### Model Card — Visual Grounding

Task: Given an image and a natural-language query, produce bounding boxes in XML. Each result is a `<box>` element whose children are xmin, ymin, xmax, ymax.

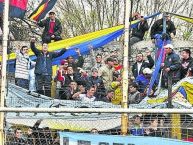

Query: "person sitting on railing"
<box><xmin>150</xmin><ymin>13</ymin><xmax>176</xmax><ymax>43</ymax></box>
<box><xmin>37</xmin><ymin>11</ymin><xmax>62</xmax><ymax>44</ymax></box>
<box><xmin>130</xmin><ymin>12</ymin><xmax>149</xmax><ymax>46</ymax></box>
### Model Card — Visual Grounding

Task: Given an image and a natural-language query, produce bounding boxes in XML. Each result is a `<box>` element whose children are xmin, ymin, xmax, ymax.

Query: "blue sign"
<box><xmin>59</xmin><ymin>132</ymin><xmax>193</xmax><ymax>145</ymax></box>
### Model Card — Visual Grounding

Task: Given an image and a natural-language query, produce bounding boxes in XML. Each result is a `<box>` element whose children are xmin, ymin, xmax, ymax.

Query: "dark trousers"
<box><xmin>42</xmin><ymin>35</ymin><xmax>62</xmax><ymax>43</ymax></box>
<box><xmin>15</xmin><ymin>78</ymin><xmax>29</xmax><ymax>90</ymax></box>
<box><xmin>35</xmin><ymin>74</ymin><xmax>52</xmax><ymax>97</ymax></box>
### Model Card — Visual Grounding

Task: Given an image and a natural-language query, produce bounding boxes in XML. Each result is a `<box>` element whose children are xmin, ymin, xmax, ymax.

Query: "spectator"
<box><xmin>145</xmin><ymin>116</ymin><xmax>164</xmax><ymax>137</ymax></box>
<box><xmin>98</xmin><ymin>57</ymin><xmax>114</xmax><ymax>90</ymax></box>
<box><xmin>72</xmin><ymin>85</ymin><xmax>96</xmax><ymax>102</ymax></box>
<box><xmin>90</xmin><ymin>128</ymin><xmax>99</xmax><ymax>134</ymax></box>
<box><xmin>135</xmin><ymin>68</ymin><xmax>152</xmax><ymax>93</ymax></box>
<box><xmin>101</xmin><ymin>89</ymin><xmax>114</xmax><ymax>103</ymax></box>
<box><xmin>130</xmin><ymin>115</ymin><xmax>144</xmax><ymax>136</ymax></box>
<box><xmin>130</xmin><ymin>12</ymin><xmax>149</xmax><ymax>46</ymax></box>
<box><xmin>151</xmin><ymin>13</ymin><xmax>176</xmax><ymax>42</ymax></box>
<box><xmin>67</xmin><ymin>48</ymin><xmax>84</xmax><ymax>72</ymax></box>
<box><xmin>37</xmin><ymin>11</ymin><xmax>62</xmax><ymax>43</ymax></box>
<box><xmin>161</xmin><ymin>44</ymin><xmax>181</xmax><ymax>88</ymax></box>
<box><xmin>132</xmin><ymin>51</ymin><xmax>154</xmax><ymax>78</ymax></box>
<box><xmin>88</xmin><ymin>68</ymin><xmax>106</xmax><ymax>100</ymax></box>
<box><xmin>12</xmin><ymin>128</ymin><xmax>26</xmax><ymax>145</ymax></box>
<box><xmin>89</xmin><ymin>45</ymin><xmax>105</xmax><ymax>70</ymax></box>
<box><xmin>128</xmin><ymin>82</ymin><xmax>141</xmax><ymax>104</ymax></box>
<box><xmin>113</xmin><ymin>57</ymin><xmax>123</xmax><ymax>73</ymax></box>
<box><xmin>30</xmin><ymin>38</ymin><xmax>66</xmax><ymax>97</ymax></box>
<box><xmin>26</xmin><ymin>127</ymin><xmax>35</xmax><ymax>145</ymax></box>
<box><xmin>111</xmin><ymin>73</ymin><xmax>122</xmax><ymax>105</ymax></box>
<box><xmin>32</xmin><ymin>119</ymin><xmax>53</xmax><ymax>145</ymax></box>
<box><xmin>15</xmin><ymin>46</ymin><xmax>30</xmax><ymax>90</ymax></box>
<box><xmin>180</xmin><ymin>49</ymin><xmax>193</xmax><ymax>79</ymax></box>
<box><xmin>64</xmin><ymin>66</ymin><xmax>81</xmax><ymax>85</ymax></box>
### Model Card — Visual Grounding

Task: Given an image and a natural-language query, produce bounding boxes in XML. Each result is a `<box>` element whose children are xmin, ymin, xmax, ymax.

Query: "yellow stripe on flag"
<box><xmin>30</xmin><ymin>4</ymin><xmax>47</xmax><ymax>20</ymax></box>
<box><xmin>0</xmin><ymin>20</ymin><xmax>140</xmax><ymax>61</ymax></box>
<box><xmin>175</xmin><ymin>15</ymin><xmax>193</xmax><ymax>24</ymax></box>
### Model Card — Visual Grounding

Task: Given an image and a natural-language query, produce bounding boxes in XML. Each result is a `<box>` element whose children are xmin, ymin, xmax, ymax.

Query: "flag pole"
<box><xmin>121</xmin><ymin>0</ymin><xmax>131</xmax><ymax>135</ymax></box>
<box><xmin>0</xmin><ymin>0</ymin><xmax>9</xmax><ymax>144</ymax></box>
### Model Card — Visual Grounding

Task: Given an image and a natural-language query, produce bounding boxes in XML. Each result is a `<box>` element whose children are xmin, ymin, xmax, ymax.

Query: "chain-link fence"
<box><xmin>2</xmin><ymin>108</ymin><xmax>193</xmax><ymax>145</ymax></box>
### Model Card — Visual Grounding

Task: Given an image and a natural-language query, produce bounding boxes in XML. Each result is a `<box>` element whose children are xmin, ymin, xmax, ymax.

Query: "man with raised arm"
<box><xmin>30</xmin><ymin>38</ymin><xmax>66</xmax><ymax>97</ymax></box>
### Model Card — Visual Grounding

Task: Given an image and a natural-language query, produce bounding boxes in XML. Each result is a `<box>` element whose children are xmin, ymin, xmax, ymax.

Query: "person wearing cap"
<box><xmin>98</xmin><ymin>57</ymin><xmax>114</xmax><ymax>90</ymax></box>
<box><xmin>132</xmin><ymin>51</ymin><xmax>154</xmax><ymax>78</ymax></box>
<box><xmin>37</xmin><ymin>11</ymin><xmax>62</xmax><ymax>43</ymax></box>
<box><xmin>180</xmin><ymin>49</ymin><xmax>193</xmax><ymax>79</ymax></box>
<box><xmin>135</xmin><ymin>68</ymin><xmax>153</xmax><ymax>93</ymax></box>
<box><xmin>150</xmin><ymin>13</ymin><xmax>176</xmax><ymax>42</ymax></box>
<box><xmin>130</xmin><ymin>12</ymin><xmax>149</xmax><ymax>46</ymax></box>
<box><xmin>30</xmin><ymin>38</ymin><xmax>67</xmax><ymax>97</ymax></box>
<box><xmin>161</xmin><ymin>44</ymin><xmax>181</xmax><ymax>88</ymax></box>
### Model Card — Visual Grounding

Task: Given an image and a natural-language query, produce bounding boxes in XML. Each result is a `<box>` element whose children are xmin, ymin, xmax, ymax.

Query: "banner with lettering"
<box><xmin>59</xmin><ymin>132</ymin><xmax>192</xmax><ymax>145</ymax></box>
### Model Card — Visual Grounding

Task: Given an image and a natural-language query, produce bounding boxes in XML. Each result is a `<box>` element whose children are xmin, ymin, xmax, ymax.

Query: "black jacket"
<box><xmin>30</xmin><ymin>42</ymin><xmax>66</xmax><ymax>75</ymax></box>
<box><xmin>181</xmin><ymin>57</ymin><xmax>193</xmax><ymax>79</ymax></box>
<box><xmin>163</xmin><ymin>51</ymin><xmax>181</xmax><ymax>82</ymax></box>
<box><xmin>150</xmin><ymin>19</ymin><xmax>176</xmax><ymax>39</ymax></box>
<box><xmin>132</xmin><ymin>55</ymin><xmax>154</xmax><ymax>78</ymax></box>
<box><xmin>37</xmin><ymin>18</ymin><xmax>62</xmax><ymax>38</ymax></box>
<box><xmin>131</xmin><ymin>17</ymin><xmax>149</xmax><ymax>39</ymax></box>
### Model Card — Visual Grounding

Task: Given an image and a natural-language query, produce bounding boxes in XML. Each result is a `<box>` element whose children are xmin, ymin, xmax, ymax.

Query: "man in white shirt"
<box><xmin>72</xmin><ymin>86</ymin><xmax>96</xmax><ymax>102</ymax></box>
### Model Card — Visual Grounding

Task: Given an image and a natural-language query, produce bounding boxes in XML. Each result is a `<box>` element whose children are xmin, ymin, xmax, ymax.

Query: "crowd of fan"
<box><xmin>10</xmin><ymin>11</ymin><xmax>193</xmax><ymax>106</ymax></box>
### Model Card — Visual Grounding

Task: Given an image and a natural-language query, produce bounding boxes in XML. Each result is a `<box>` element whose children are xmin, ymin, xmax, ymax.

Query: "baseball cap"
<box><xmin>61</xmin><ymin>60</ymin><xmax>68</xmax><ymax>65</ymax></box>
<box><xmin>49</xmin><ymin>11</ymin><xmax>55</xmax><ymax>15</ymax></box>
<box><xmin>164</xmin><ymin>44</ymin><xmax>174</xmax><ymax>49</ymax></box>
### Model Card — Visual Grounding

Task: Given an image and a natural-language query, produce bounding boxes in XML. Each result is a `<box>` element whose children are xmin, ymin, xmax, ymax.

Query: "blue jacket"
<box><xmin>135</xmin><ymin>74</ymin><xmax>150</xmax><ymax>93</ymax></box>
<box><xmin>31</xmin><ymin>42</ymin><xmax>66</xmax><ymax>75</ymax></box>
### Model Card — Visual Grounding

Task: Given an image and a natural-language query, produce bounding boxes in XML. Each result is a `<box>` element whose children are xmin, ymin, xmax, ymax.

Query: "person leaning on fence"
<box><xmin>161</xmin><ymin>44</ymin><xmax>181</xmax><ymax>88</ymax></box>
<box><xmin>30</xmin><ymin>38</ymin><xmax>67</xmax><ymax>97</ymax></box>
<box><xmin>37</xmin><ymin>11</ymin><xmax>62</xmax><ymax>43</ymax></box>
<box><xmin>150</xmin><ymin>13</ymin><xmax>176</xmax><ymax>42</ymax></box>
<box><xmin>129</xmin><ymin>12</ymin><xmax>149</xmax><ymax>46</ymax></box>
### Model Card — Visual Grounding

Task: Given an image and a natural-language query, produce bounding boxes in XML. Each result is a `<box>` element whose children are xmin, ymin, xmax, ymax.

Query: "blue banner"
<box><xmin>59</xmin><ymin>132</ymin><xmax>193</xmax><ymax>145</ymax></box>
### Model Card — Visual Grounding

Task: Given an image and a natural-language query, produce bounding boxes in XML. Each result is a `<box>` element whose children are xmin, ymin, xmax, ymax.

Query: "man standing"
<box><xmin>30</xmin><ymin>38</ymin><xmax>66</xmax><ymax>97</ymax></box>
<box><xmin>15</xmin><ymin>46</ymin><xmax>30</xmax><ymax>89</ymax></box>
<box><xmin>37</xmin><ymin>11</ymin><xmax>62</xmax><ymax>43</ymax></box>
<box><xmin>130</xmin><ymin>12</ymin><xmax>149</xmax><ymax>46</ymax></box>
<box><xmin>180</xmin><ymin>49</ymin><xmax>193</xmax><ymax>79</ymax></box>
<box><xmin>98</xmin><ymin>57</ymin><xmax>114</xmax><ymax>90</ymax></box>
<box><xmin>132</xmin><ymin>51</ymin><xmax>154</xmax><ymax>78</ymax></box>
<box><xmin>162</xmin><ymin>44</ymin><xmax>181</xmax><ymax>88</ymax></box>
